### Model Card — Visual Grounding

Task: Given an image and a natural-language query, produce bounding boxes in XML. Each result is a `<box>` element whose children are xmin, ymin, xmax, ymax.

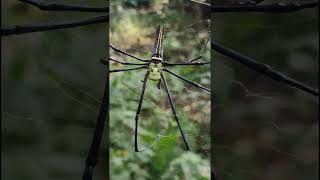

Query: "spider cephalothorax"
<box><xmin>148</xmin><ymin>62</ymin><xmax>163</xmax><ymax>81</ymax></box>
<box><xmin>148</xmin><ymin>57</ymin><xmax>163</xmax><ymax>81</ymax></box>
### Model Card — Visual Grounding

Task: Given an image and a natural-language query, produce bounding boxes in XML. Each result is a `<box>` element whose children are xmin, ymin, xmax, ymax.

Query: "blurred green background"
<box><xmin>109</xmin><ymin>0</ymin><xmax>211</xmax><ymax>179</ymax></box>
<box><xmin>2</xmin><ymin>0</ymin><xmax>107</xmax><ymax>179</ymax></box>
<box><xmin>213</xmin><ymin>1</ymin><xmax>319</xmax><ymax>180</ymax></box>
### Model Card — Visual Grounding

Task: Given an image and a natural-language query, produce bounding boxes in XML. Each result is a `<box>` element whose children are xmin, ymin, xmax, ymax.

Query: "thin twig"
<box><xmin>1</xmin><ymin>15</ymin><xmax>108</xmax><ymax>36</ymax></box>
<box><xmin>191</xmin><ymin>0</ymin><xmax>264</xmax><ymax>6</ymax></box>
<box><xmin>213</xmin><ymin>2</ymin><xmax>319</xmax><ymax>13</ymax></box>
<box><xmin>192</xmin><ymin>0</ymin><xmax>319</xmax><ymax>13</ymax></box>
<box><xmin>211</xmin><ymin>41</ymin><xmax>319</xmax><ymax>96</ymax></box>
<box><xmin>19</xmin><ymin>0</ymin><xmax>107</xmax><ymax>12</ymax></box>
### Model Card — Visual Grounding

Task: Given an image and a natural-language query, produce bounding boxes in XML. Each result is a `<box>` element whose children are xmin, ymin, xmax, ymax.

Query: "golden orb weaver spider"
<box><xmin>101</xmin><ymin>25</ymin><xmax>212</xmax><ymax>152</ymax></box>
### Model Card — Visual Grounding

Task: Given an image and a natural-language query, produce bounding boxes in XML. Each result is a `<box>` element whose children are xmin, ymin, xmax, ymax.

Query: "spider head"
<box><xmin>148</xmin><ymin>62</ymin><xmax>163</xmax><ymax>81</ymax></box>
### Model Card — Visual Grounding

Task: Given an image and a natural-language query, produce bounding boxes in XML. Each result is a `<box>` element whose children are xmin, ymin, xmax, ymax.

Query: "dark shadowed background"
<box><xmin>213</xmin><ymin>1</ymin><xmax>319</xmax><ymax>180</ymax></box>
<box><xmin>2</xmin><ymin>0</ymin><xmax>107</xmax><ymax>179</ymax></box>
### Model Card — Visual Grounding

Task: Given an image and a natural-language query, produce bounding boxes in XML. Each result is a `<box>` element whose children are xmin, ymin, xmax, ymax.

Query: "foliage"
<box><xmin>161</xmin><ymin>152</ymin><xmax>210</xmax><ymax>180</ymax></box>
<box><xmin>109</xmin><ymin>0</ymin><xmax>211</xmax><ymax>179</ymax></box>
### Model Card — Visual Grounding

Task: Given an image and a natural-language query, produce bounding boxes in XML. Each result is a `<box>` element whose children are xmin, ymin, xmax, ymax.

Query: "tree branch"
<box><xmin>191</xmin><ymin>0</ymin><xmax>264</xmax><ymax>6</ymax></box>
<box><xmin>1</xmin><ymin>15</ymin><xmax>108</xmax><ymax>36</ymax></box>
<box><xmin>19</xmin><ymin>0</ymin><xmax>107</xmax><ymax>12</ymax></box>
<box><xmin>212</xmin><ymin>1</ymin><xmax>319</xmax><ymax>13</ymax></box>
<box><xmin>192</xmin><ymin>0</ymin><xmax>319</xmax><ymax>13</ymax></box>
<box><xmin>211</xmin><ymin>40</ymin><xmax>319</xmax><ymax>96</ymax></box>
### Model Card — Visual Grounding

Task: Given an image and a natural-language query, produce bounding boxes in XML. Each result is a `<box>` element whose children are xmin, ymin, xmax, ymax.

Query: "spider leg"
<box><xmin>109</xmin><ymin>44</ymin><xmax>149</xmax><ymax>62</ymax></box>
<box><xmin>180</xmin><ymin>27</ymin><xmax>210</xmax><ymax>63</ymax></box>
<box><xmin>82</xmin><ymin>75</ymin><xmax>109</xmax><ymax>180</ymax></box>
<box><xmin>100</xmin><ymin>58</ymin><xmax>148</xmax><ymax>66</ymax></box>
<box><xmin>183</xmin><ymin>32</ymin><xmax>210</xmax><ymax>63</ymax></box>
<box><xmin>163</xmin><ymin>61</ymin><xmax>210</xmax><ymax>66</ymax></box>
<box><xmin>157</xmin><ymin>80</ymin><xmax>161</xmax><ymax>89</ymax></box>
<box><xmin>161</xmin><ymin>74</ymin><xmax>190</xmax><ymax>150</ymax></box>
<box><xmin>188</xmin><ymin>56</ymin><xmax>202</xmax><ymax>63</ymax></box>
<box><xmin>109</xmin><ymin>66</ymin><xmax>146</xmax><ymax>73</ymax></box>
<box><xmin>134</xmin><ymin>72</ymin><xmax>150</xmax><ymax>152</ymax></box>
<box><xmin>164</xmin><ymin>69</ymin><xmax>212</xmax><ymax>93</ymax></box>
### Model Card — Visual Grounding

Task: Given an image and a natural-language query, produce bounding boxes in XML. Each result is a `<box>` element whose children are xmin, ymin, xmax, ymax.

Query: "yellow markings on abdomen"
<box><xmin>155</xmin><ymin>26</ymin><xmax>164</xmax><ymax>57</ymax></box>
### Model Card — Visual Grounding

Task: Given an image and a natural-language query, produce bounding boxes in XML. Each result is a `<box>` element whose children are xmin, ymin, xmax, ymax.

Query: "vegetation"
<box><xmin>109</xmin><ymin>1</ymin><xmax>210</xmax><ymax>179</ymax></box>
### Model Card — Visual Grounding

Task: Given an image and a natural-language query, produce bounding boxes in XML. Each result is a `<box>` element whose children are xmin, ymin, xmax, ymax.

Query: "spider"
<box><xmin>102</xmin><ymin>25</ymin><xmax>211</xmax><ymax>152</ymax></box>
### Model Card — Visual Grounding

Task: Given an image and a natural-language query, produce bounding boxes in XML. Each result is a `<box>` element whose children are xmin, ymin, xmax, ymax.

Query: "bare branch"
<box><xmin>19</xmin><ymin>0</ymin><xmax>107</xmax><ymax>12</ymax></box>
<box><xmin>1</xmin><ymin>15</ymin><xmax>108</xmax><ymax>36</ymax></box>
<box><xmin>192</xmin><ymin>0</ymin><xmax>319</xmax><ymax>13</ymax></box>
<box><xmin>192</xmin><ymin>0</ymin><xmax>264</xmax><ymax>6</ymax></box>
<box><xmin>212</xmin><ymin>2</ymin><xmax>319</xmax><ymax>13</ymax></box>
<box><xmin>211</xmin><ymin>41</ymin><xmax>319</xmax><ymax>97</ymax></box>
